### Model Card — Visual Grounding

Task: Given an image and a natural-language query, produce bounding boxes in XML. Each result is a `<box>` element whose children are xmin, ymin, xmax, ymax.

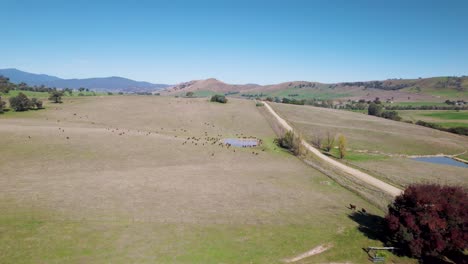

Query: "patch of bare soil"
<box><xmin>282</xmin><ymin>243</ymin><xmax>333</xmax><ymax>263</ymax></box>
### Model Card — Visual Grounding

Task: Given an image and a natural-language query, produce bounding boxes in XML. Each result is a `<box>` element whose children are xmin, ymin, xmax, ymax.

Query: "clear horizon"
<box><xmin>1</xmin><ymin>0</ymin><xmax>468</xmax><ymax>85</ymax></box>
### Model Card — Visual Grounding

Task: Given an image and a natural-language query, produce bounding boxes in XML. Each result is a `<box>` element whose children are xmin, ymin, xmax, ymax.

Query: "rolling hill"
<box><xmin>0</xmin><ymin>68</ymin><xmax>170</xmax><ymax>93</ymax></box>
<box><xmin>163</xmin><ymin>76</ymin><xmax>468</xmax><ymax>102</ymax></box>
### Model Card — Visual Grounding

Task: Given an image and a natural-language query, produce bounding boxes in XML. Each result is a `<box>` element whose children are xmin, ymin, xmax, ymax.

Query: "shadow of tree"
<box><xmin>347</xmin><ymin>211</ymin><xmax>387</xmax><ymax>243</ymax></box>
<box><xmin>347</xmin><ymin>211</ymin><xmax>395</xmax><ymax>261</ymax></box>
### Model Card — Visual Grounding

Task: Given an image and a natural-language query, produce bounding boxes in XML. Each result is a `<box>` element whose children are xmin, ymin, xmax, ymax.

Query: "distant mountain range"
<box><xmin>2</xmin><ymin>68</ymin><xmax>466</xmax><ymax>101</ymax></box>
<box><xmin>0</xmin><ymin>68</ymin><xmax>170</xmax><ymax>93</ymax></box>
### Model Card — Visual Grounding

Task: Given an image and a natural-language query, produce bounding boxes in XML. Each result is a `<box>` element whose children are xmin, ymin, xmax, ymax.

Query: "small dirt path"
<box><xmin>283</xmin><ymin>243</ymin><xmax>333</xmax><ymax>263</ymax></box>
<box><xmin>263</xmin><ymin>102</ymin><xmax>403</xmax><ymax>197</ymax></box>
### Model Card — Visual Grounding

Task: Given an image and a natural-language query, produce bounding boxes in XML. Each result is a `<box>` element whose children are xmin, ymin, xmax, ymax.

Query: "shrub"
<box><xmin>385</xmin><ymin>184</ymin><xmax>468</xmax><ymax>260</ymax></box>
<box><xmin>0</xmin><ymin>96</ymin><xmax>5</xmax><ymax>113</ymax></box>
<box><xmin>186</xmin><ymin>91</ymin><xmax>194</xmax><ymax>97</ymax></box>
<box><xmin>381</xmin><ymin>110</ymin><xmax>402</xmax><ymax>121</ymax></box>
<box><xmin>275</xmin><ymin>130</ymin><xmax>304</xmax><ymax>156</ymax></box>
<box><xmin>415</xmin><ymin>120</ymin><xmax>442</xmax><ymax>130</ymax></box>
<box><xmin>210</xmin><ymin>94</ymin><xmax>227</xmax><ymax>103</ymax></box>
<box><xmin>255</xmin><ymin>102</ymin><xmax>264</xmax><ymax>107</ymax></box>
<box><xmin>48</xmin><ymin>91</ymin><xmax>64</xmax><ymax>103</ymax></box>
<box><xmin>9</xmin><ymin>92</ymin><xmax>31</xmax><ymax>111</ymax></box>
<box><xmin>447</xmin><ymin>126</ymin><xmax>468</xmax><ymax>136</ymax></box>
<box><xmin>30</xmin><ymin>98</ymin><xmax>43</xmax><ymax>109</ymax></box>
<box><xmin>368</xmin><ymin>102</ymin><xmax>383</xmax><ymax>116</ymax></box>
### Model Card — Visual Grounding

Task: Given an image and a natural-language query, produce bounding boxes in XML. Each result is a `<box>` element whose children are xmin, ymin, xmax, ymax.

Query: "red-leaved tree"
<box><xmin>385</xmin><ymin>184</ymin><xmax>467</xmax><ymax>260</ymax></box>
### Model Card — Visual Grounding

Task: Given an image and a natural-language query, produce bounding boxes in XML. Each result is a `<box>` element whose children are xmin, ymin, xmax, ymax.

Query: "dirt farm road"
<box><xmin>263</xmin><ymin>102</ymin><xmax>403</xmax><ymax>197</ymax></box>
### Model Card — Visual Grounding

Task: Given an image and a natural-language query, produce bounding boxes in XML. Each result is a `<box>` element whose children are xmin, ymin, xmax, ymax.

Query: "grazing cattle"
<box><xmin>349</xmin><ymin>204</ymin><xmax>356</xmax><ymax>210</ymax></box>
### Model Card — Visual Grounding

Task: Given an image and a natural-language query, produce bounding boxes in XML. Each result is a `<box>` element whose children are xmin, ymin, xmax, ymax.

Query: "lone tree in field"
<box><xmin>313</xmin><ymin>133</ymin><xmax>323</xmax><ymax>149</ymax></box>
<box><xmin>368</xmin><ymin>102</ymin><xmax>383</xmax><ymax>117</ymax></box>
<box><xmin>337</xmin><ymin>135</ymin><xmax>347</xmax><ymax>159</ymax></box>
<box><xmin>9</xmin><ymin>92</ymin><xmax>31</xmax><ymax>111</ymax></box>
<box><xmin>324</xmin><ymin>131</ymin><xmax>336</xmax><ymax>152</ymax></box>
<box><xmin>48</xmin><ymin>90</ymin><xmax>64</xmax><ymax>103</ymax></box>
<box><xmin>210</xmin><ymin>94</ymin><xmax>228</xmax><ymax>103</ymax></box>
<box><xmin>385</xmin><ymin>184</ymin><xmax>467</xmax><ymax>261</ymax></box>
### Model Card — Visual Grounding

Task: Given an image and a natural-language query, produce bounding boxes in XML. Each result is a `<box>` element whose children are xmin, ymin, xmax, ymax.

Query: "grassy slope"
<box><xmin>401</xmin><ymin>76</ymin><xmax>468</xmax><ymax>100</ymax></box>
<box><xmin>242</xmin><ymin>86</ymin><xmax>351</xmax><ymax>100</ymax></box>
<box><xmin>270</xmin><ymin>103</ymin><xmax>468</xmax><ymax>187</ymax></box>
<box><xmin>171</xmin><ymin>76</ymin><xmax>468</xmax><ymax>102</ymax></box>
<box><xmin>398</xmin><ymin>110</ymin><xmax>468</xmax><ymax>128</ymax></box>
<box><xmin>0</xmin><ymin>97</ymin><xmax>412</xmax><ymax>263</ymax></box>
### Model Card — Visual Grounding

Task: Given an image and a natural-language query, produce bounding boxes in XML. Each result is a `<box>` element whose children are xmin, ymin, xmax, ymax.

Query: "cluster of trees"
<box><xmin>8</xmin><ymin>92</ymin><xmax>43</xmax><ymax>112</ymax></box>
<box><xmin>312</xmin><ymin>132</ymin><xmax>347</xmax><ymax>159</ymax></box>
<box><xmin>210</xmin><ymin>94</ymin><xmax>228</xmax><ymax>103</ymax></box>
<box><xmin>344</xmin><ymin>98</ymin><xmax>468</xmax><ymax>111</ymax></box>
<box><xmin>444</xmin><ymin>99</ymin><xmax>466</xmax><ymax>106</ymax></box>
<box><xmin>287</xmin><ymin>82</ymin><xmax>316</xmax><ymax>88</ymax></box>
<box><xmin>185</xmin><ymin>91</ymin><xmax>195</xmax><ymax>97</ymax></box>
<box><xmin>274</xmin><ymin>131</ymin><xmax>304</xmax><ymax>156</ymax></box>
<box><xmin>341</xmin><ymin>81</ymin><xmax>414</xmax><ymax>90</ymax></box>
<box><xmin>281</xmin><ymin>97</ymin><xmax>305</xmax><ymax>105</ymax></box>
<box><xmin>368</xmin><ymin>101</ymin><xmax>402</xmax><ymax>121</ymax></box>
<box><xmin>224</xmin><ymin>91</ymin><xmax>239</xmax><ymax>96</ymax></box>
<box><xmin>435</xmin><ymin>76</ymin><xmax>464</xmax><ymax>90</ymax></box>
<box><xmin>386</xmin><ymin>184</ymin><xmax>467</xmax><ymax>262</ymax></box>
<box><xmin>386</xmin><ymin>105</ymin><xmax>468</xmax><ymax>111</ymax></box>
<box><xmin>345</xmin><ymin>99</ymin><xmax>368</xmax><ymax>110</ymax></box>
<box><xmin>0</xmin><ymin>76</ymin><xmax>73</xmax><ymax>95</ymax></box>
<box><xmin>264</xmin><ymin>96</ymin><xmax>339</xmax><ymax>109</ymax></box>
<box><xmin>0</xmin><ymin>76</ymin><xmax>16</xmax><ymax>93</ymax></box>
<box><xmin>241</xmin><ymin>93</ymin><xmax>267</xmax><ymax>98</ymax></box>
<box><xmin>135</xmin><ymin>92</ymin><xmax>153</xmax><ymax>95</ymax></box>
<box><xmin>78</xmin><ymin>87</ymin><xmax>90</xmax><ymax>92</ymax></box>
<box><xmin>276</xmin><ymin>130</ymin><xmax>347</xmax><ymax>159</ymax></box>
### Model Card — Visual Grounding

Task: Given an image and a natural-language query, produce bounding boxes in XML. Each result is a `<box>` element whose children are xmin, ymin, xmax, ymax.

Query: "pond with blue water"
<box><xmin>223</xmin><ymin>138</ymin><xmax>259</xmax><ymax>147</ymax></box>
<box><xmin>411</xmin><ymin>156</ymin><xmax>468</xmax><ymax>168</ymax></box>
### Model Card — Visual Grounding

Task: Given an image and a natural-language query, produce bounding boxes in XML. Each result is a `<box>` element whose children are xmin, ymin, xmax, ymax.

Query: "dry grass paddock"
<box><xmin>0</xmin><ymin>96</ymin><xmax>415</xmax><ymax>263</ymax></box>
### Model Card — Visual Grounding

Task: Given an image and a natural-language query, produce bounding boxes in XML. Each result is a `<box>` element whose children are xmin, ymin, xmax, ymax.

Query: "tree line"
<box><xmin>0</xmin><ymin>77</ymin><xmax>65</xmax><ymax>114</ymax></box>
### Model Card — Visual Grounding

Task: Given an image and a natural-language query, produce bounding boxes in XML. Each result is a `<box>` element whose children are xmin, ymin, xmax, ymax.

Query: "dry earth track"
<box><xmin>263</xmin><ymin>102</ymin><xmax>403</xmax><ymax>197</ymax></box>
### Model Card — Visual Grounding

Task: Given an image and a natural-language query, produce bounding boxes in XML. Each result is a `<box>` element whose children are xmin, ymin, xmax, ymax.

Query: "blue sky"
<box><xmin>1</xmin><ymin>0</ymin><xmax>467</xmax><ymax>84</ymax></box>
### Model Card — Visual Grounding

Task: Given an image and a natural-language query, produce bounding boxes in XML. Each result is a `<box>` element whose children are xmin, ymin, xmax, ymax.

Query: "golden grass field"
<box><xmin>0</xmin><ymin>96</ymin><xmax>418</xmax><ymax>263</ymax></box>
